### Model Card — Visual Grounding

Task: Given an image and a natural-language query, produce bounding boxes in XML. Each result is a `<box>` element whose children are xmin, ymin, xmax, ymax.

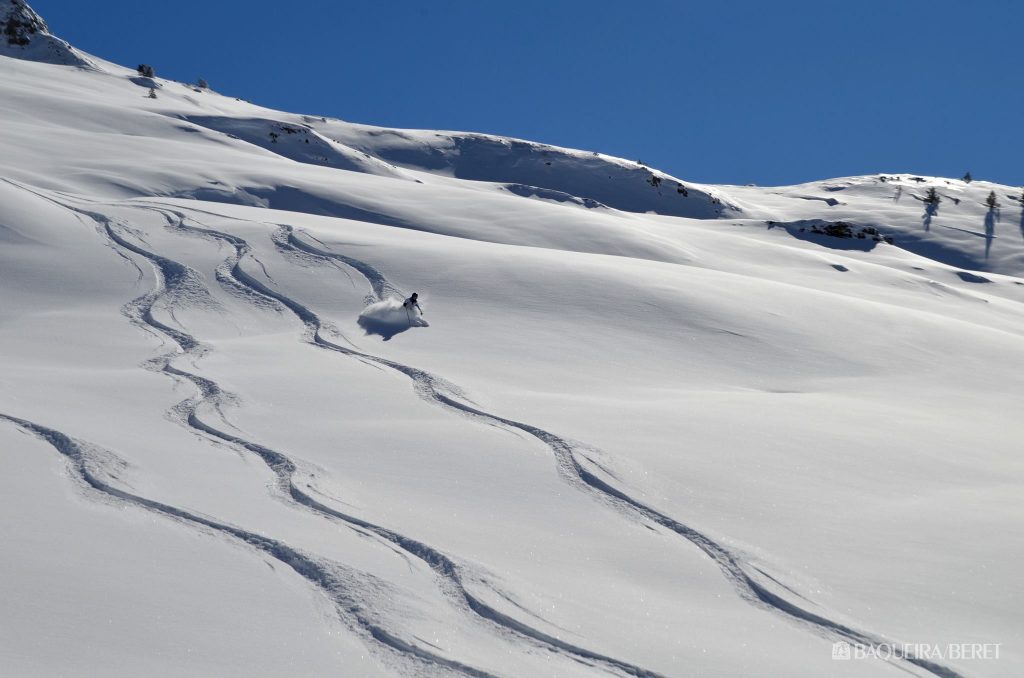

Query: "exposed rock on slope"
<box><xmin>1</xmin><ymin>0</ymin><xmax>88</xmax><ymax>66</ymax></box>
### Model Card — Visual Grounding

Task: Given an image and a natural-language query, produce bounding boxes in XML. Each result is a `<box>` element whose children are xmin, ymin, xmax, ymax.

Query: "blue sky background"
<box><xmin>32</xmin><ymin>0</ymin><xmax>1023</xmax><ymax>187</ymax></box>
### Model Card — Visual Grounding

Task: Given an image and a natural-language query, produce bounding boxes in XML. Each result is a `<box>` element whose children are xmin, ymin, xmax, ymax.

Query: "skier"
<box><xmin>403</xmin><ymin>293</ymin><xmax>422</xmax><ymax>323</ymax></box>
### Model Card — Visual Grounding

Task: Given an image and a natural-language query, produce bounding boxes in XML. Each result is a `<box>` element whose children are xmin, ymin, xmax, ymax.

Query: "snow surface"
<box><xmin>1</xmin><ymin>3</ymin><xmax>1022</xmax><ymax>676</ymax></box>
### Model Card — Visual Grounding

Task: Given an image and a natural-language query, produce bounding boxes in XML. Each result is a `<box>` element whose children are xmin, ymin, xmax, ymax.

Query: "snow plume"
<box><xmin>357</xmin><ymin>297</ymin><xmax>428</xmax><ymax>340</ymax></box>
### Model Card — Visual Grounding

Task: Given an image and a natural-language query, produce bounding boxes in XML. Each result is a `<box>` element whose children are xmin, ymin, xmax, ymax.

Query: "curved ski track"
<box><xmin>7</xmin><ymin>189</ymin><xmax>504</xmax><ymax>678</ymax></box>
<box><xmin>0</xmin><ymin>413</ymin><xmax>492</xmax><ymax>678</ymax></box>
<box><xmin>271</xmin><ymin>226</ymin><xmax>964</xmax><ymax>678</ymax></box>
<box><xmin>7</xmin><ymin>183</ymin><xmax>961</xmax><ymax>678</ymax></box>
<box><xmin>139</xmin><ymin>204</ymin><xmax>667</xmax><ymax>678</ymax></box>
<box><xmin>18</xmin><ymin>187</ymin><xmax>662</xmax><ymax>678</ymax></box>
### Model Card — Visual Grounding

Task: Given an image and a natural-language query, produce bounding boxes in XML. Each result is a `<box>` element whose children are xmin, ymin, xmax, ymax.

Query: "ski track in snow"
<box><xmin>17</xmin><ymin>186</ymin><xmax>660</xmax><ymax>678</ymax></box>
<box><xmin>272</xmin><ymin>225</ymin><xmax>965</xmax><ymax>678</ymax></box>
<box><xmin>146</xmin><ymin>204</ymin><xmax>666</xmax><ymax>678</ymax></box>
<box><xmin>0</xmin><ymin>413</ymin><xmax>490</xmax><ymax>678</ymax></box>
<box><xmin>9</xmin><ymin>183</ymin><xmax>962</xmax><ymax>678</ymax></box>
<box><xmin>9</xmin><ymin>188</ymin><xmax>502</xmax><ymax>678</ymax></box>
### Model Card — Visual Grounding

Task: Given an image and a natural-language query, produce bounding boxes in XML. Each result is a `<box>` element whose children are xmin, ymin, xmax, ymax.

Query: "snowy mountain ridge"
<box><xmin>2</xmin><ymin>3</ymin><xmax>1022</xmax><ymax>677</ymax></box>
<box><xmin>1</xmin><ymin>0</ymin><xmax>87</xmax><ymax>65</ymax></box>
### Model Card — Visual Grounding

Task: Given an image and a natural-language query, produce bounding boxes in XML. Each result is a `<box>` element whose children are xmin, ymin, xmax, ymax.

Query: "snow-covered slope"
<box><xmin>2</xmin><ymin>3</ymin><xmax>1022</xmax><ymax>677</ymax></box>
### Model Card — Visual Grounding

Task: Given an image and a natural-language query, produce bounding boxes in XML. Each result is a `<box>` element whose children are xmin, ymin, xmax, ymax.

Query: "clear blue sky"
<box><xmin>32</xmin><ymin>0</ymin><xmax>1023</xmax><ymax>187</ymax></box>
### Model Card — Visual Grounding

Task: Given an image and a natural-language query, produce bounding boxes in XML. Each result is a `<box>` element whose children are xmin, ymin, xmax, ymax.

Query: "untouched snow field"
<box><xmin>2</xmin><ymin>3</ymin><xmax>1022</xmax><ymax>676</ymax></box>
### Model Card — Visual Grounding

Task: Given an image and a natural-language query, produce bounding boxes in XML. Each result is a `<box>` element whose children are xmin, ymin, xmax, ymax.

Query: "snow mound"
<box><xmin>718</xmin><ymin>174</ymin><xmax>1024</xmax><ymax>275</ymax></box>
<box><xmin>182</xmin><ymin>116</ymin><xmax>414</xmax><ymax>180</ymax></box>
<box><xmin>310</xmin><ymin>123</ymin><xmax>736</xmax><ymax>218</ymax></box>
<box><xmin>357</xmin><ymin>298</ymin><xmax>428</xmax><ymax>340</ymax></box>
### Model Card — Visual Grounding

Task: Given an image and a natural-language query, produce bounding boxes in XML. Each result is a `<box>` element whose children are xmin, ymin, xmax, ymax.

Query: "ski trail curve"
<box><xmin>14</xmin><ymin>182</ymin><xmax>960</xmax><ymax>677</ymax></box>
<box><xmin>126</xmin><ymin>206</ymin><xmax>666</xmax><ymax>678</ymax></box>
<box><xmin>100</xmin><ymin>220</ymin><xmax>503</xmax><ymax>678</ymax></box>
<box><xmin>13</xmin><ymin>182</ymin><xmax>662</xmax><ymax>677</ymax></box>
<box><xmin>0</xmin><ymin>413</ymin><xmax>492</xmax><ymax>678</ymax></box>
<box><xmin>269</xmin><ymin>228</ymin><xmax>963</xmax><ymax>678</ymax></box>
<box><xmin>8</xmin><ymin>188</ymin><xmax>505</xmax><ymax>678</ymax></box>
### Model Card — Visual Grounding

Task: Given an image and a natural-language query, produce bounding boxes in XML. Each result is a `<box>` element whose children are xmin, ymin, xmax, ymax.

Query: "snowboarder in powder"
<box><xmin>403</xmin><ymin>293</ymin><xmax>422</xmax><ymax>322</ymax></box>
